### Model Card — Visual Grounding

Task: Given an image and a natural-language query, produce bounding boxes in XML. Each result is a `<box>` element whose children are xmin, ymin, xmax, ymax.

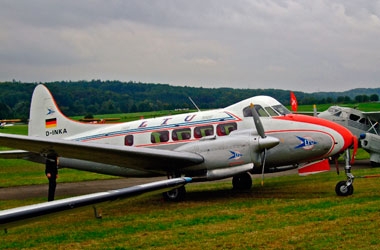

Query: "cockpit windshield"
<box><xmin>271</xmin><ymin>104</ymin><xmax>291</xmax><ymax>116</ymax></box>
<box><xmin>243</xmin><ymin>104</ymin><xmax>291</xmax><ymax>118</ymax></box>
<box><xmin>328</xmin><ymin>107</ymin><xmax>342</xmax><ymax>117</ymax></box>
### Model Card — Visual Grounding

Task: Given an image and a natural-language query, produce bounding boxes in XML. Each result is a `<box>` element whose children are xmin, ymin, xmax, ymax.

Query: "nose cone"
<box><xmin>315</xmin><ymin>117</ymin><xmax>355</xmax><ymax>153</ymax></box>
<box><xmin>259</xmin><ymin>136</ymin><xmax>280</xmax><ymax>150</ymax></box>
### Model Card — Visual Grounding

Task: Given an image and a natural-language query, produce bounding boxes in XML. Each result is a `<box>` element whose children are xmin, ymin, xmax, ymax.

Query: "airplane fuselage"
<box><xmin>50</xmin><ymin>96</ymin><xmax>353</xmax><ymax>177</ymax></box>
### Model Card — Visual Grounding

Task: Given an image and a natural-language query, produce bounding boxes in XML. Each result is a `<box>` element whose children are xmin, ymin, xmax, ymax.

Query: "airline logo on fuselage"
<box><xmin>295</xmin><ymin>136</ymin><xmax>317</xmax><ymax>150</ymax></box>
<box><xmin>229</xmin><ymin>150</ymin><xmax>243</xmax><ymax>160</ymax></box>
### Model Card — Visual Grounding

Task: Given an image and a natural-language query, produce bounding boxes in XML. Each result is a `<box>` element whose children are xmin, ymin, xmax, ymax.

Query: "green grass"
<box><xmin>1</xmin><ymin>169</ymin><xmax>380</xmax><ymax>249</ymax></box>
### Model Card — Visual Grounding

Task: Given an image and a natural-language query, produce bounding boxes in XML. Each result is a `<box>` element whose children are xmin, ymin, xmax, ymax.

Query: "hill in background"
<box><xmin>0</xmin><ymin>80</ymin><xmax>379</xmax><ymax>119</ymax></box>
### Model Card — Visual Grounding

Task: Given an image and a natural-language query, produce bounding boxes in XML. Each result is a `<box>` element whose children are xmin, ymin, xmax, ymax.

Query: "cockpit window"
<box><xmin>349</xmin><ymin>114</ymin><xmax>360</xmax><ymax>121</ymax></box>
<box><xmin>265</xmin><ymin>107</ymin><xmax>279</xmax><ymax>116</ymax></box>
<box><xmin>271</xmin><ymin>104</ymin><xmax>291</xmax><ymax>115</ymax></box>
<box><xmin>243</xmin><ymin>105</ymin><xmax>269</xmax><ymax>117</ymax></box>
<box><xmin>328</xmin><ymin>107</ymin><xmax>342</xmax><ymax>117</ymax></box>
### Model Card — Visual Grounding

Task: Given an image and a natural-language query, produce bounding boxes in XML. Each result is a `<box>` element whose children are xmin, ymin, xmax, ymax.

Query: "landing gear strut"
<box><xmin>335</xmin><ymin>148</ymin><xmax>354</xmax><ymax>196</ymax></box>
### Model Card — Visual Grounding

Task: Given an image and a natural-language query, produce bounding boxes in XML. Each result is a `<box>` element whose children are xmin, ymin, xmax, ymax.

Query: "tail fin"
<box><xmin>28</xmin><ymin>84</ymin><xmax>95</xmax><ymax>138</ymax></box>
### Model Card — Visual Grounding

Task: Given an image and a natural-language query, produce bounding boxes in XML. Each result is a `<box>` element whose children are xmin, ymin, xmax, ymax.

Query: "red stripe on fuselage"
<box><xmin>274</xmin><ymin>114</ymin><xmax>354</xmax><ymax>153</ymax></box>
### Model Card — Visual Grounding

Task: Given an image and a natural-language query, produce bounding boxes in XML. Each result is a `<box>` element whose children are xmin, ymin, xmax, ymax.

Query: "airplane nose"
<box><xmin>278</xmin><ymin>114</ymin><xmax>355</xmax><ymax>154</ymax></box>
<box><xmin>329</xmin><ymin>122</ymin><xmax>355</xmax><ymax>152</ymax></box>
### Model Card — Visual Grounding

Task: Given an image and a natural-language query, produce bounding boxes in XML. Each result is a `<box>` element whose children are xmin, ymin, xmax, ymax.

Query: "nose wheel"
<box><xmin>335</xmin><ymin>149</ymin><xmax>354</xmax><ymax>196</ymax></box>
<box><xmin>335</xmin><ymin>180</ymin><xmax>354</xmax><ymax>196</ymax></box>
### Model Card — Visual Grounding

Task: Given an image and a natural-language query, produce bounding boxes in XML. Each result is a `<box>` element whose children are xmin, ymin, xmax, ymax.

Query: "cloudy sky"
<box><xmin>1</xmin><ymin>1</ymin><xmax>380</xmax><ymax>92</ymax></box>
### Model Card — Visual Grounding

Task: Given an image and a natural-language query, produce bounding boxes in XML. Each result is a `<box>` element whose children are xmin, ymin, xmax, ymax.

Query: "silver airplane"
<box><xmin>318</xmin><ymin>105</ymin><xmax>380</xmax><ymax>167</ymax></box>
<box><xmin>0</xmin><ymin>84</ymin><xmax>357</xmax><ymax>229</ymax></box>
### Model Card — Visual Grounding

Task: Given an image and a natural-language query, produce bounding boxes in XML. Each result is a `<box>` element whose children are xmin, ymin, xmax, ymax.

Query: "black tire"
<box><xmin>335</xmin><ymin>181</ymin><xmax>354</xmax><ymax>196</ymax></box>
<box><xmin>163</xmin><ymin>186</ymin><xmax>186</xmax><ymax>202</ymax></box>
<box><xmin>232</xmin><ymin>172</ymin><xmax>252</xmax><ymax>190</ymax></box>
<box><xmin>370</xmin><ymin>161</ymin><xmax>380</xmax><ymax>168</ymax></box>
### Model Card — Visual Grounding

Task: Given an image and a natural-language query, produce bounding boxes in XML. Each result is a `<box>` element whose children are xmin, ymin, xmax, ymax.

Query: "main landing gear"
<box><xmin>335</xmin><ymin>148</ymin><xmax>354</xmax><ymax>196</ymax></box>
<box><xmin>163</xmin><ymin>185</ymin><xmax>186</xmax><ymax>202</ymax></box>
<box><xmin>232</xmin><ymin>172</ymin><xmax>253</xmax><ymax>190</ymax></box>
<box><xmin>163</xmin><ymin>173</ymin><xmax>187</xmax><ymax>201</ymax></box>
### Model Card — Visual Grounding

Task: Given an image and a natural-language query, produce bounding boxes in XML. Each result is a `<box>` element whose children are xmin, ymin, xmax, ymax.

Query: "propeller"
<box><xmin>249</xmin><ymin>103</ymin><xmax>265</xmax><ymax>139</ymax></box>
<box><xmin>249</xmin><ymin>103</ymin><xmax>276</xmax><ymax>186</ymax></box>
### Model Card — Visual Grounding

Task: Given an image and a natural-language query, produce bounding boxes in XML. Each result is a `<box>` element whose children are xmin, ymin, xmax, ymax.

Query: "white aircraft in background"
<box><xmin>0</xmin><ymin>84</ymin><xmax>357</xmax><ymax>229</ymax></box>
<box><xmin>0</xmin><ymin>120</ymin><xmax>18</xmax><ymax>129</ymax></box>
<box><xmin>318</xmin><ymin>106</ymin><xmax>380</xmax><ymax>167</ymax></box>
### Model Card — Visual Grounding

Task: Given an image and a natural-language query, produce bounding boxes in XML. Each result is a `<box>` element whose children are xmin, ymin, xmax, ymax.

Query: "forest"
<box><xmin>0</xmin><ymin>80</ymin><xmax>379</xmax><ymax>120</ymax></box>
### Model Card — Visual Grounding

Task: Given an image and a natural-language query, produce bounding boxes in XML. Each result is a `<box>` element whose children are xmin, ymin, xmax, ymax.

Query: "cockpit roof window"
<box><xmin>243</xmin><ymin>105</ymin><xmax>269</xmax><ymax>117</ymax></box>
<box><xmin>272</xmin><ymin>104</ymin><xmax>291</xmax><ymax>115</ymax></box>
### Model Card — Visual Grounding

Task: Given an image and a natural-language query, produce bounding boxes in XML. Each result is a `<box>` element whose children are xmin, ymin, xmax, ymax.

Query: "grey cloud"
<box><xmin>1</xmin><ymin>0</ymin><xmax>380</xmax><ymax>92</ymax></box>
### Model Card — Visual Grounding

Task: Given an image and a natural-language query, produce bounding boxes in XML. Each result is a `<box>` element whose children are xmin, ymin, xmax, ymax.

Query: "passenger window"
<box><xmin>124</xmin><ymin>135</ymin><xmax>134</xmax><ymax>146</ymax></box>
<box><xmin>217</xmin><ymin>123</ymin><xmax>237</xmax><ymax>136</ymax></box>
<box><xmin>151</xmin><ymin>131</ymin><xmax>169</xmax><ymax>143</ymax></box>
<box><xmin>194</xmin><ymin>125</ymin><xmax>214</xmax><ymax>138</ymax></box>
<box><xmin>172</xmin><ymin>128</ymin><xmax>191</xmax><ymax>141</ymax></box>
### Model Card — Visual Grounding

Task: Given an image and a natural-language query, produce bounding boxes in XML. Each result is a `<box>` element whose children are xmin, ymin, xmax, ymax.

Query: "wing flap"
<box><xmin>0</xmin><ymin>133</ymin><xmax>204</xmax><ymax>172</ymax></box>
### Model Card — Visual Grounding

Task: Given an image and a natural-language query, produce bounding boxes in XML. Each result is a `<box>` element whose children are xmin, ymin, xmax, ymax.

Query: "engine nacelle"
<box><xmin>175</xmin><ymin>132</ymin><xmax>279</xmax><ymax>180</ymax></box>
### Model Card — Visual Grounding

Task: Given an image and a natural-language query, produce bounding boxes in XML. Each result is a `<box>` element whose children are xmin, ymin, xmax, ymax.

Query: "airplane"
<box><xmin>0</xmin><ymin>84</ymin><xmax>358</xmax><ymax>229</ymax></box>
<box><xmin>0</xmin><ymin>119</ymin><xmax>19</xmax><ymax>129</ymax></box>
<box><xmin>318</xmin><ymin>105</ymin><xmax>380</xmax><ymax>167</ymax></box>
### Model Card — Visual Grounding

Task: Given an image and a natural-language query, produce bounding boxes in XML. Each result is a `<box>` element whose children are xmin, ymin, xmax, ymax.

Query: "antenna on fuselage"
<box><xmin>188</xmin><ymin>96</ymin><xmax>201</xmax><ymax>112</ymax></box>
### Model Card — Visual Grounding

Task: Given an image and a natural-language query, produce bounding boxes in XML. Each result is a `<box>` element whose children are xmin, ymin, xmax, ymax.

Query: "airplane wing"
<box><xmin>362</xmin><ymin>111</ymin><xmax>380</xmax><ymax>122</ymax></box>
<box><xmin>0</xmin><ymin>133</ymin><xmax>204</xmax><ymax>173</ymax></box>
<box><xmin>0</xmin><ymin>177</ymin><xmax>192</xmax><ymax>230</ymax></box>
<box><xmin>0</xmin><ymin>150</ymin><xmax>32</xmax><ymax>159</ymax></box>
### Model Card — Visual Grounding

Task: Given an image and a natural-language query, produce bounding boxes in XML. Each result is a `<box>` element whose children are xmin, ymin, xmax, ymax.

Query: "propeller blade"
<box><xmin>261</xmin><ymin>149</ymin><xmax>267</xmax><ymax>186</ymax></box>
<box><xmin>250</xmin><ymin>103</ymin><xmax>266</xmax><ymax>138</ymax></box>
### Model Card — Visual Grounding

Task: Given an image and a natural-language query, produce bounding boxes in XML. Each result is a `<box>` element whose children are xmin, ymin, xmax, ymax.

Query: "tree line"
<box><xmin>0</xmin><ymin>80</ymin><xmax>379</xmax><ymax>120</ymax></box>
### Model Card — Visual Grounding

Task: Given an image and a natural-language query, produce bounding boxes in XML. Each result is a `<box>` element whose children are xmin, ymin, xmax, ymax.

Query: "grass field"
<box><xmin>1</xmin><ymin>168</ymin><xmax>380</xmax><ymax>249</ymax></box>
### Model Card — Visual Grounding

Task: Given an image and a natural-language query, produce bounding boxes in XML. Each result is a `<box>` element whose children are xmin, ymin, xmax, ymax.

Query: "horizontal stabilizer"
<box><xmin>298</xmin><ymin>159</ymin><xmax>330</xmax><ymax>176</ymax></box>
<box><xmin>0</xmin><ymin>177</ymin><xmax>192</xmax><ymax>230</ymax></box>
